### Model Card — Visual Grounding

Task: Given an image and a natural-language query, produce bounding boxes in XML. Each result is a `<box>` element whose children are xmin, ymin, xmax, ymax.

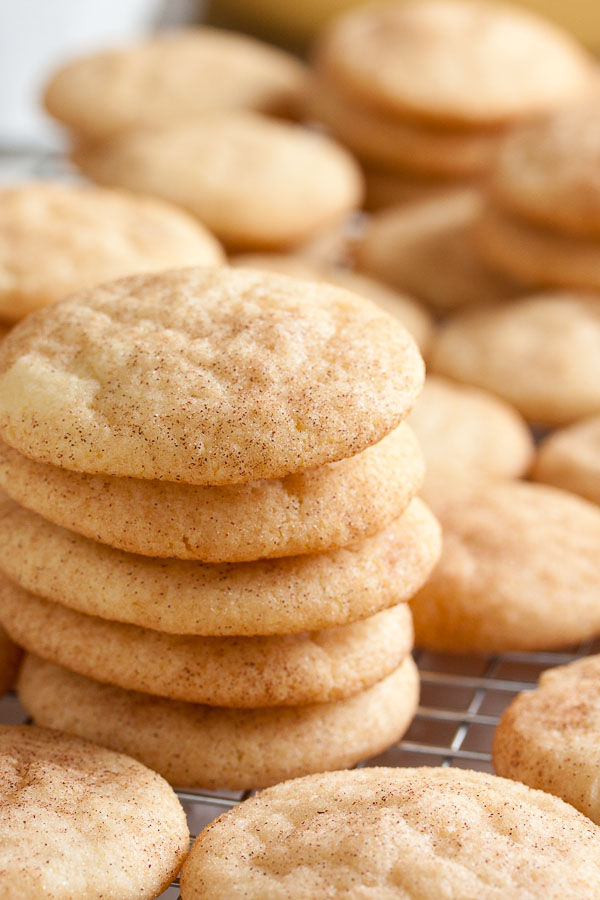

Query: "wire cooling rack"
<box><xmin>2</xmin><ymin>143</ymin><xmax>600</xmax><ymax>897</ymax></box>
<box><xmin>3</xmin><ymin>639</ymin><xmax>600</xmax><ymax>899</ymax></box>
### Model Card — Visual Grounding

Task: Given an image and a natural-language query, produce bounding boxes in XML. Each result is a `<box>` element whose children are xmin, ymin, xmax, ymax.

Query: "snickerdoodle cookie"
<box><xmin>314</xmin><ymin>0</ymin><xmax>594</xmax><ymax>127</ymax></box>
<box><xmin>494</xmin><ymin>654</ymin><xmax>600</xmax><ymax>825</ymax></box>
<box><xmin>490</xmin><ymin>103</ymin><xmax>600</xmax><ymax>239</ymax></box>
<box><xmin>431</xmin><ymin>292</ymin><xmax>600</xmax><ymax>424</ymax></box>
<box><xmin>0</xmin><ymin>424</ymin><xmax>423</xmax><ymax>561</ymax></box>
<box><xmin>411</xmin><ymin>479</ymin><xmax>600</xmax><ymax>653</ymax></box>
<box><xmin>44</xmin><ymin>27</ymin><xmax>308</xmax><ymax>140</ymax></box>
<box><xmin>74</xmin><ymin>114</ymin><xmax>363</xmax><ymax>250</ymax></box>
<box><xmin>18</xmin><ymin>655</ymin><xmax>419</xmax><ymax>790</ymax></box>
<box><xmin>310</xmin><ymin>77</ymin><xmax>500</xmax><ymax>177</ymax></box>
<box><xmin>0</xmin><ymin>267</ymin><xmax>424</xmax><ymax>484</ymax></box>
<box><xmin>0</xmin><ymin>576</ymin><xmax>413</xmax><ymax>707</ymax></box>
<box><xmin>533</xmin><ymin>415</ymin><xmax>600</xmax><ymax>505</ymax></box>
<box><xmin>179</xmin><ymin>766</ymin><xmax>600</xmax><ymax>900</ymax></box>
<box><xmin>477</xmin><ymin>202</ymin><xmax>600</xmax><ymax>291</ymax></box>
<box><xmin>355</xmin><ymin>190</ymin><xmax>521</xmax><ymax>311</ymax></box>
<box><xmin>0</xmin><ymin>724</ymin><xmax>188</xmax><ymax>900</ymax></box>
<box><xmin>408</xmin><ymin>376</ymin><xmax>534</xmax><ymax>482</ymax></box>
<box><xmin>0</xmin><ymin>495</ymin><xmax>440</xmax><ymax>635</ymax></box>
<box><xmin>0</xmin><ymin>182</ymin><xmax>224</xmax><ymax>321</ymax></box>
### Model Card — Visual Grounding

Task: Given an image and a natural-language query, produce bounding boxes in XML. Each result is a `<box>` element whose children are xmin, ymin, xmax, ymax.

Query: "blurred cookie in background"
<box><xmin>44</xmin><ymin>27</ymin><xmax>309</xmax><ymax>143</ymax></box>
<box><xmin>0</xmin><ymin>181</ymin><xmax>224</xmax><ymax>322</ymax></box>
<box><xmin>430</xmin><ymin>292</ymin><xmax>600</xmax><ymax>425</ymax></box>
<box><xmin>532</xmin><ymin>415</ymin><xmax>600</xmax><ymax>505</ymax></box>
<box><xmin>479</xmin><ymin>103</ymin><xmax>600</xmax><ymax>291</ymax></box>
<box><xmin>355</xmin><ymin>190</ymin><xmax>522</xmax><ymax>312</ymax></box>
<box><xmin>310</xmin><ymin>0</ymin><xmax>595</xmax><ymax>210</ymax></box>
<box><xmin>490</xmin><ymin>103</ymin><xmax>600</xmax><ymax>240</ymax></box>
<box><xmin>408</xmin><ymin>376</ymin><xmax>534</xmax><ymax>484</ymax></box>
<box><xmin>74</xmin><ymin>113</ymin><xmax>363</xmax><ymax>251</ymax></box>
<box><xmin>411</xmin><ymin>478</ymin><xmax>600</xmax><ymax>653</ymax></box>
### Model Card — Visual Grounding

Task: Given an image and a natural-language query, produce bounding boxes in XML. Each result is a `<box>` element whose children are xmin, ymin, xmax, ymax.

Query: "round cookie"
<box><xmin>493</xmin><ymin>654</ymin><xmax>600</xmax><ymax>824</ymax></box>
<box><xmin>74</xmin><ymin>114</ymin><xmax>363</xmax><ymax>251</ymax></box>
<box><xmin>0</xmin><ymin>181</ymin><xmax>224</xmax><ymax>322</ymax></box>
<box><xmin>310</xmin><ymin>76</ymin><xmax>501</xmax><ymax>177</ymax></box>
<box><xmin>314</xmin><ymin>0</ymin><xmax>594</xmax><ymax>127</ymax></box>
<box><xmin>355</xmin><ymin>190</ymin><xmax>521</xmax><ymax>311</ymax></box>
<box><xmin>0</xmin><ymin>626</ymin><xmax>20</xmax><ymax>697</ymax></box>
<box><xmin>0</xmin><ymin>423</ymin><xmax>423</xmax><ymax>562</ymax></box>
<box><xmin>0</xmin><ymin>267</ymin><xmax>424</xmax><ymax>484</ymax></box>
<box><xmin>407</xmin><ymin>376</ymin><xmax>534</xmax><ymax>483</ymax></box>
<box><xmin>231</xmin><ymin>254</ymin><xmax>433</xmax><ymax>352</ymax></box>
<box><xmin>0</xmin><ymin>424</ymin><xmax>423</xmax><ymax>561</ymax></box>
<box><xmin>0</xmin><ymin>724</ymin><xmax>188</xmax><ymax>900</ymax></box>
<box><xmin>0</xmin><ymin>496</ymin><xmax>441</xmax><ymax>635</ymax></box>
<box><xmin>0</xmin><ymin>576</ymin><xmax>413</xmax><ymax>707</ymax></box>
<box><xmin>490</xmin><ymin>103</ymin><xmax>600</xmax><ymax>239</ymax></box>
<box><xmin>533</xmin><ymin>415</ymin><xmax>600</xmax><ymax>505</ymax></box>
<box><xmin>179</xmin><ymin>766</ymin><xmax>600</xmax><ymax>900</ymax></box>
<box><xmin>477</xmin><ymin>201</ymin><xmax>600</xmax><ymax>291</ymax></box>
<box><xmin>431</xmin><ymin>292</ymin><xmax>600</xmax><ymax>425</ymax></box>
<box><xmin>18</xmin><ymin>655</ymin><xmax>419</xmax><ymax>790</ymax></box>
<box><xmin>410</xmin><ymin>479</ymin><xmax>600</xmax><ymax>653</ymax></box>
<box><xmin>44</xmin><ymin>27</ymin><xmax>308</xmax><ymax>141</ymax></box>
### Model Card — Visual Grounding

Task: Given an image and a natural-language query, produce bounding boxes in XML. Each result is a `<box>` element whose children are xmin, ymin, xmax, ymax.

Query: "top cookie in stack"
<box><xmin>0</xmin><ymin>266</ymin><xmax>440</xmax><ymax>790</ymax></box>
<box><xmin>0</xmin><ymin>266</ymin><xmax>421</xmax><ymax>487</ymax></box>
<box><xmin>310</xmin><ymin>0</ymin><xmax>595</xmax><ymax>206</ymax></box>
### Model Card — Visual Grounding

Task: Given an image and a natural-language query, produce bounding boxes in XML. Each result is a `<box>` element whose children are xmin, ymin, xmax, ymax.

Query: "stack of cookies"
<box><xmin>0</xmin><ymin>266</ymin><xmax>441</xmax><ymax>790</ymax></box>
<box><xmin>479</xmin><ymin>103</ymin><xmax>600</xmax><ymax>292</ymax></box>
<box><xmin>310</xmin><ymin>0</ymin><xmax>594</xmax><ymax>210</ymax></box>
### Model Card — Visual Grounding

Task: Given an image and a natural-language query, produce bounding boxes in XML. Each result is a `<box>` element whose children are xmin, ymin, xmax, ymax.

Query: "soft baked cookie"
<box><xmin>0</xmin><ymin>424</ymin><xmax>424</xmax><ymax>561</ymax></box>
<box><xmin>431</xmin><ymin>292</ymin><xmax>600</xmax><ymax>424</ymax></box>
<box><xmin>533</xmin><ymin>415</ymin><xmax>600</xmax><ymax>505</ymax></box>
<box><xmin>0</xmin><ymin>496</ymin><xmax>440</xmax><ymax>635</ymax></box>
<box><xmin>44</xmin><ymin>27</ymin><xmax>308</xmax><ymax>141</ymax></box>
<box><xmin>74</xmin><ymin>114</ymin><xmax>363</xmax><ymax>250</ymax></box>
<box><xmin>0</xmin><ymin>576</ymin><xmax>413</xmax><ymax>707</ymax></box>
<box><xmin>0</xmin><ymin>267</ymin><xmax>424</xmax><ymax>483</ymax></box>
<box><xmin>310</xmin><ymin>76</ymin><xmax>500</xmax><ymax>177</ymax></box>
<box><xmin>410</xmin><ymin>479</ymin><xmax>600</xmax><ymax>653</ymax></box>
<box><xmin>408</xmin><ymin>376</ymin><xmax>534</xmax><ymax>482</ymax></box>
<box><xmin>490</xmin><ymin>103</ymin><xmax>600</xmax><ymax>239</ymax></box>
<box><xmin>355</xmin><ymin>190</ymin><xmax>521</xmax><ymax>311</ymax></box>
<box><xmin>0</xmin><ymin>626</ymin><xmax>20</xmax><ymax>697</ymax></box>
<box><xmin>0</xmin><ymin>182</ymin><xmax>224</xmax><ymax>321</ymax></box>
<box><xmin>0</xmin><ymin>724</ymin><xmax>188</xmax><ymax>900</ymax></box>
<box><xmin>231</xmin><ymin>254</ymin><xmax>433</xmax><ymax>352</ymax></box>
<box><xmin>18</xmin><ymin>655</ymin><xmax>419</xmax><ymax>790</ymax></box>
<box><xmin>477</xmin><ymin>201</ymin><xmax>600</xmax><ymax>290</ymax></box>
<box><xmin>314</xmin><ymin>0</ymin><xmax>594</xmax><ymax>127</ymax></box>
<box><xmin>493</xmin><ymin>654</ymin><xmax>600</xmax><ymax>824</ymax></box>
<box><xmin>179</xmin><ymin>766</ymin><xmax>600</xmax><ymax>900</ymax></box>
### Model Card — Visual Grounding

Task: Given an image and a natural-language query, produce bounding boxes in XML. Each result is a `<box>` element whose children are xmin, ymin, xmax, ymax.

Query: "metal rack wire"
<box><xmin>2</xmin><ymin>143</ymin><xmax>599</xmax><ymax>898</ymax></box>
<box><xmin>2</xmin><ymin>638</ymin><xmax>599</xmax><ymax>899</ymax></box>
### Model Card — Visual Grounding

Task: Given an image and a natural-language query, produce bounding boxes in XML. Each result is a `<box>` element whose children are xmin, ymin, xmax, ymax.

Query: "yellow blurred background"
<box><xmin>207</xmin><ymin>0</ymin><xmax>599</xmax><ymax>48</ymax></box>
